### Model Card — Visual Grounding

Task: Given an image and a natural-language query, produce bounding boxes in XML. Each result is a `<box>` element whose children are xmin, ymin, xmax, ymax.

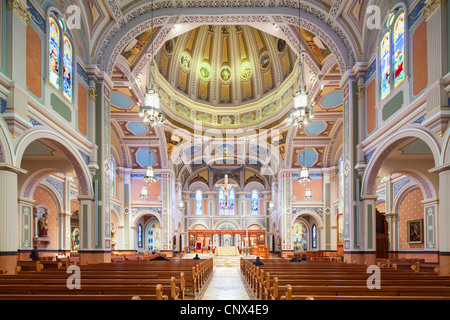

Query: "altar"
<box><xmin>215</xmin><ymin>246</ymin><xmax>240</xmax><ymax>256</ymax></box>
<box><xmin>187</xmin><ymin>229</ymin><xmax>266</xmax><ymax>253</ymax></box>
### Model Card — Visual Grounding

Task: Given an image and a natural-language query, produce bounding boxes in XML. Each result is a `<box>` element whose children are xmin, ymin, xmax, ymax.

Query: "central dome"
<box><xmin>153</xmin><ymin>24</ymin><xmax>298</xmax><ymax>129</ymax></box>
<box><xmin>155</xmin><ymin>25</ymin><xmax>295</xmax><ymax>106</ymax></box>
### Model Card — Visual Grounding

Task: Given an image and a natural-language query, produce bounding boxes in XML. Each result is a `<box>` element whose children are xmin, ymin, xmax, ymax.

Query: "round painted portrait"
<box><xmin>277</xmin><ymin>39</ymin><xmax>287</xmax><ymax>53</ymax></box>
<box><xmin>220</xmin><ymin>66</ymin><xmax>232</xmax><ymax>83</ymax></box>
<box><xmin>199</xmin><ymin>61</ymin><xmax>212</xmax><ymax>82</ymax></box>
<box><xmin>240</xmin><ymin>61</ymin><xmax>253</xmax><ymax>81</ymax></box>
<box><xmin>164</xmin><ymin>39</ymin><xmax>174</xmax><ymax>56</ymax></box>
<box><xmin>180</xmin><ymin>51</ymin><xmax>192</xmax><ymax>72</ymax></box>
<box><xmin>259</xmin><ymin>52</ymin><xmax>271</xmax><ymax>71</ymax></box>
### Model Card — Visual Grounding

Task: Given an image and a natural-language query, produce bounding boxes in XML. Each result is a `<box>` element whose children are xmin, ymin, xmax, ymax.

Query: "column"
<box><xmin>78</xmin><ymin>66</ymin><xmax>114</xmax><ymax>264</ymax></box>
<box><xmin>384</xmin><ymin>175</ymin><xmax>399</xmax><ymax>254</ymax></box>
<box><xmin>437</xmin><ymin>167</ymin><xmax>450</xmax><ymax>275</ymax></box>
<box><xmin>116</xmin><ymin>167</ymin><xmax>125</xmax><ymax>251</ymax></box>
<box><xmin>323</xmin><ymin>168</ymin><xmax>332</xmax><ymax>251</ymax></box>
<box><xmin>160</xmin><ymin>170</ymin><xmax>174</xmax><ymax>257</ymax></box>
<box><xmin>58</xmin><ymin>176</ymin><xmax>72</xmax><ymax>252</ymax></box>
<box><xmin>123</xmin><ymin>168</ymin><xmax>132</xmax><ymax>250</ymax></box>
<box><xmin>279</xmin><ymin>170</ymin><xmax>293</xmax><ymax>258</ymax></box>
<box><xmin>342</xmin><ymin>66</ymin><xmax>372</xmax><ymax>264</ymax></box>
<box><xmin>17</xmin><ymin>197</ymin><xmax>35</xmax><ymax>260</ymax></box>
<box><xmin>0</xmin><ymin>165</ymin><xmax>25</xmax><ymax>274</ymax></box>
<box><xmin>360</xmin><ymin>196</ymin><xmax>378</xmax><ymax>265</ymax></box>
<box><xmin>4</xmin><ymin>0</ymin><xmax>33</xmax><ymax>136</ymax></box>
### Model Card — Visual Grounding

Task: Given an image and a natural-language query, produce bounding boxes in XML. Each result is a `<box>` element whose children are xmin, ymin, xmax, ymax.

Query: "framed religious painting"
<box><xmin>407</xmin><ymin>219</ymin><xmax>423</xmax><ymax>244</ymax></box>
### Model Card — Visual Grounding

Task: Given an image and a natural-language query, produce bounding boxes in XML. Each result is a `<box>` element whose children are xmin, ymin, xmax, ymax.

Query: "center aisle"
<box><xmin>200</xmin><ymin>256</ymin><xmax>251</xmax><ymax>300</ymax></box>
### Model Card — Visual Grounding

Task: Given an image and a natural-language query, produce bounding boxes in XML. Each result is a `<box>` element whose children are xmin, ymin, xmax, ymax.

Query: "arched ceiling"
<box><xmin>80</xmin><ymin>0</ymin><xmax>357</xmax><ymax>178</ymax></box>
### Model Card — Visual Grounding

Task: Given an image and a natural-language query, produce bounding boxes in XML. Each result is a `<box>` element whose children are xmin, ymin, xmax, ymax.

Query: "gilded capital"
<box><xmin>422</xmin><ymin>0</ymin><xmax>447</xmax><ymax>20</ymax></box>
<box><xmin>6</xmin><ymin>0</ymin><xmax>31</xmax><ymax>24</ymax></box>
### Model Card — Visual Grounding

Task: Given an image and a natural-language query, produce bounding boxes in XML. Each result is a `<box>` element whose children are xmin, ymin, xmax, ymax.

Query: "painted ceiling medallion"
<box><xmin>164</xmin><ymin>39</ymin><xmax>174</xmax><ymax>56</ymax></box>
<box><xmin>240</xmin><ymin>61</ymin><xmax>252</xmax><ymax>81</ymax></box>
<box><xmin>277</xmin><ymin>39</ymin><xmax>287</xmax><ymax>54</ymax></box>
<box><xmin>199</xmin><ymin>61</ymin><xmax>212</xmax><ymax>82</ymax></box>
<box><xmin>220</xmin><ymin>66</ymin><xmax>232</xmax><ymax>83</ymax></box>
<box><xmin>259</xmin><ymin>52</ymin><xmax>271</xmax><ymax>71</ymax></box>
<box><xmin>180</xmin><ymin>51</ymin><xmax>192</xmax><ymax>72</ymax></box>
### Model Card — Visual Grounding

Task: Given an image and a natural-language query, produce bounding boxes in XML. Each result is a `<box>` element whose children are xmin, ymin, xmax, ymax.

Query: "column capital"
<box><xmin>429</xmin><ymin>162</ymin><xmax>450</xmax><ymax>174</ymax></box>
<box><xmin>422</xmin><ymin>0</ymin><xmax>446</xmax><ymax>21</ymax></box>
<box><xmin>6</xmin><ymin>0</ymin><xmax>32</xmax><ymax>24</ymax></box>
<box><xmin>421</xmin><ymin>197</ymin><xmax>439</xmax><ymax>206</ymax></box>
<box><xmin>17</xmin><ymin>197</ymin><xmax>36</xmax><ymax>205</ymax></box>
<box><xmin>0</xmin><ymin>164</ymin><xmax>27</xmax><ymax>175</ymax></box>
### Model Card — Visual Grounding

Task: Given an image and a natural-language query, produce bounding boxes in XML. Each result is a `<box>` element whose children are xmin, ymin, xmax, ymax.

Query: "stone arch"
<box><xmin>292</xmin><ymin>210</ymin><xmax>324</xmax><ymax>229</ymax></box>
<box><xmin>214</xmin><ymin>220</ymin><xmax>239</xmax><ymax>230</ymax></box>
<box><xmin>15</xmin><ymin>127</ymin><xmax>93</xmax><ymax>197</ymax></box>
<box><xmin>131</xmin><ymin>210</ymin><xmax>161</xmax><ymax>227</ymax></box>
<box><xmin>94</xmin><ymin>6</ymin><xmax>356</xmax><ymax>79</ymax></box>
<box><xmin>361</xmin><ymin>129</ymin><xmax>440</xmax><ymax>197</ymax></box>
<box><xmin>393</xmin><ymin>184</ymin><xmax>421</xmax><ymax>214</ymax></box>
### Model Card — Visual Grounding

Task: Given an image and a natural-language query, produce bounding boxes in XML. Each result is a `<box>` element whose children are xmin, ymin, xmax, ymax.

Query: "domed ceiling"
<box><xmin>155</xmin><ymin>25</ymin><xmax>296</xmax><ymax>106</ymax></box>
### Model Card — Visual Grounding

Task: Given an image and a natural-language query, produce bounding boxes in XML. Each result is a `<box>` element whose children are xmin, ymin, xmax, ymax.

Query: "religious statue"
<box><xmin>111</xmin><ymin>224</ymin><xmax>117</xmax><ymax>242</ymax></box>
<box><xmin>39</xmin><ymin>213</ymin><xmax>49</xmax><ymax>237</ymax></box>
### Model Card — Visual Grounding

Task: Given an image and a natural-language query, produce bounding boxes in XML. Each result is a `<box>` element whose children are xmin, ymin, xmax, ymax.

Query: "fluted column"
<box><xmin>0</xmin><ymin>165</ymin><xmax>25</xmax><ymax>274</ymax></box>
<box><xmin>437</xmin><ymin>167</ymin><xmax>450</xmax><ymax>275</ymax></box>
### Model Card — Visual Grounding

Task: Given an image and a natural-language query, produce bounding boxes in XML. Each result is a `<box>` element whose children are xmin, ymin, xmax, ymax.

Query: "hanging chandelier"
<box><xmin>304</xmin><ymin>187</ymin><xmax>314</xmax><ymax>201</ymax></box>
<box><xmin>298</xmin><ymin>166</ymin><xmax>311</xmax><ymax>184</ymax></box>
<box><xmin>287</xmin><ymin>1</ymin><xmax>315</xmax><ymax>127</ymax></box>
<box><xmin>143</xmin><ymin>166</ymin><xmax>157</xmax><ymax>184</ymax></box>
<box><xmin>139</xmin><ymin>184</ymin><xmax>149</xmax><ymax>199</ymax></box>
<box><xmin>139</xmin><ymin>87</ymin><xmax>165</xmax><ymax>126</ymax></box>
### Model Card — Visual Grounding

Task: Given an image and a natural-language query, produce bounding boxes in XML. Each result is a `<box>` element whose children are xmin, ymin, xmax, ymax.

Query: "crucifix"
<box><xmin>215</xmin><ymin>174</ymin><xmax>238</xmax><ymax>210</ymax></box>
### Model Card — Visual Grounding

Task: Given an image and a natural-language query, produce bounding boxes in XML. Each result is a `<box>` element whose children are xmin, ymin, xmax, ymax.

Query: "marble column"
<box><xmin>123</xmin><ymin>168</ymin><xmax>132</xmax><ymax>250</ymax></box>
<box><xmin>160</xmin><ymin>170</ymin><xmax>174</xmax><ymax>257</ymax></box>
<box><xmin>437</xmin><ymin>167</ymin><xmax>450</xmax><ymax>275</ymax></box>
<box><xmin>0</xmin><ymin>165</ymin><xmax>25</xmax><ymax>274</ymax></box>
<box><xmin>58</xmin><ymin>176</ymin><xmax>72</xmax><ymax>252</ymax></box>
<box><xmin>279</xmin><ymin>170</ymin><xmax>293</xmax><ymax>258</ymax></box>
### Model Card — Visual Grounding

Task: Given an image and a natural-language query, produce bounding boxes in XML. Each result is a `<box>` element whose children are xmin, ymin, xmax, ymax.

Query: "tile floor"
<box><xmin>200</xmin><ymin>266</ymin><xmax>251</xmax><ymax>300</ymax></box>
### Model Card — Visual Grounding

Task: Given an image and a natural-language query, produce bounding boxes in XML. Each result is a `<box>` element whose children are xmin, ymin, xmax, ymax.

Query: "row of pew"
<box><xmin>0</xmin><ymin>258</ymin><xmax>213</xmax><ymax>300</ymax></box>
<box><xmin>241</xmin><ymin>258</ymin><xmax>450</xmax><ymax>300</ymax></box>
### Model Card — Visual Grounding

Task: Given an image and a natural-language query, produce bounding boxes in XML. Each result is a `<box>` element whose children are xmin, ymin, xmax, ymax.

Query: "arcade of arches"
<box><xmin>0</xmin><ymin>0</ymin><xmax>450</xmax><ymax>279</ymax></box>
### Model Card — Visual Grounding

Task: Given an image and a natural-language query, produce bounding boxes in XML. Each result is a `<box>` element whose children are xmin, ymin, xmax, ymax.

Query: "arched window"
<box><xmin>49</xmin><ymin>17</ymin><xmax>60</xmax><ymax>90</ymax></box>
<box><xmin>251</xmin><ymin>189</ymin><xmax>259</xmax><ymax>215</ymax></box>
<box><xmin>195</xmin><ymin>190</ymin><xmax>203</xmax><ymax>215</ymax></box>
<box><xmin>393</xmin><ymin>13</ymin><xmax>405</xmax><ymax>87</ymax></box>
<box><xmin>138</xmin><ymin>224</ymin><xmax>143</xmax><ymax>248</ymax></box>
<box><xmin>380</xmin><ymin>32</ymin><xmax>391</xmax><ymax>100</ymax></box>
<box><xmin>312</xmin><ymin>224</ymin><xmax>317</xmax><ymax>249</ymax></box>
<box><xmin>380</xmin><ymin>9</ymin><xmax>405</xmax><ymax>100</ymax></box>
<box><xmin>110</xmin><ymin>156</ymin><xmax>116</xmax><ymax>198</ymax></box>
<box><xmin>48</xmin><ymin>15</ymin><xmax>74</xmax><ymax>102</ymax></box>
<box><xmin>63</xmin><ymin>36</ymin><xmax>73</xmax><ymax>101</ymax></box>
<box><xmin>218</xmin><ymin>187</ymin><xmax>235</xmax><ymax>215</ymax></box>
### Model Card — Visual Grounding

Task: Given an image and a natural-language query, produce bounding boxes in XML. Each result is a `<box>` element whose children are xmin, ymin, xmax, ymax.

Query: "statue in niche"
<box><xmin>39</xmin><ymin>213</ymin><xmax>49</xmax><ymax>237</ymax></box>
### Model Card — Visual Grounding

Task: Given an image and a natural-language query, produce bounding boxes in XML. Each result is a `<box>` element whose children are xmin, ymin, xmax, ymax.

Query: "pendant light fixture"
<box><xmin>287</xmin><ymin>0</ymin><xmax>315</xmax><ymax>127</ymax></box>
<box><xmin>138</xmin><ymin>0</ymin><xmax>165</xmax><ymax>127</ymax></box>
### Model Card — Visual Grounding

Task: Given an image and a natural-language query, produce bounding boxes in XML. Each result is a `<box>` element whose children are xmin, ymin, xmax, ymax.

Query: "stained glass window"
<box><xmin>312</xmin><ymin>224</ymin><xmax>317</xmax><ymax>248</ymax></box>
<box><xmin>49</xmin><ymin>17</ymin><xmax>60</xmax><ymax>89</ymax></box>
<box><xmin>393</xmin><ymin>13</ymin><xmax>405</xmax><ymax>87</ymax></box>
<box><xmin>146</xmin><ymin>220</ymin><xmax>161</xmax><ymax>252</ymax></box>
<box><xmin>195</xmin><ymin>190</ymin><xmax>203</xmax><ymax>215</ymax></box>
<box><xmin>380</xmin><ymin>32</ymin><xmax>391</xmax><ymax>100</ymax></box>
<box><xmin>218</xmin><ymin>188</ymin><xmax>235</xmax><ymax>215</ymax></box>
<box><xmin>63</xmin><ymin>36</ymin><xmax>73</xmax><ymax>101</ymax></box>
<box><xmin>251</xmin><ymin>190</ymin><xmax>259</xmax><ymax>215</ymax></box>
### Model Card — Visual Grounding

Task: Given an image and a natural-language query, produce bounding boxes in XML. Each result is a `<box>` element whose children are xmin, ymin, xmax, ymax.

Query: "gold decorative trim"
<box><xmin>422</xmin><ymin>0</ymin><xmax>447</xmax><ymax>21</ymax></box>
<box><xmin>6</xmin><ymin>0</ymin><xmax>31</xmax><ymax>24</ymax></box>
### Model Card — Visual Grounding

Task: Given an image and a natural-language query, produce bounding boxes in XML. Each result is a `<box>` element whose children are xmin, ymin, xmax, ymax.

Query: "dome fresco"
<box><xmin>153</xmin><ymin>25</ymin><xmax>297</xmax><ymax>127</ymax></box>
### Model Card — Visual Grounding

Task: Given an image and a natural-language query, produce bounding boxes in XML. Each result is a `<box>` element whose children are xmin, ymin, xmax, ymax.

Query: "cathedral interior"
<box><xmin>0</xmin><ymin>0</ymin><xmax>449</xmax><ymax>303</ymax></box>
